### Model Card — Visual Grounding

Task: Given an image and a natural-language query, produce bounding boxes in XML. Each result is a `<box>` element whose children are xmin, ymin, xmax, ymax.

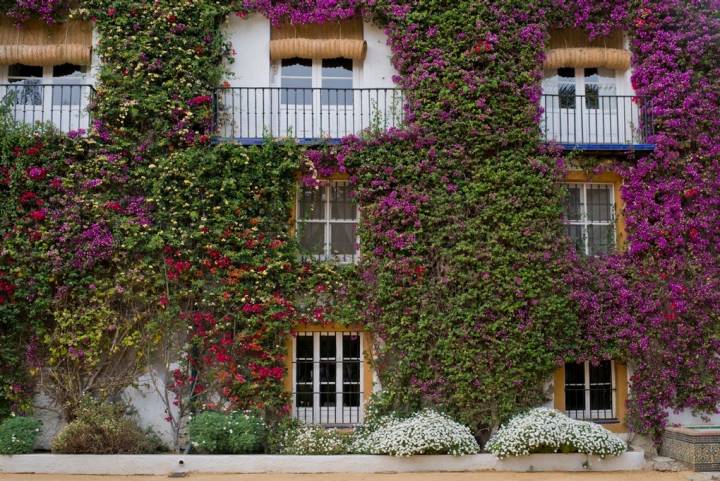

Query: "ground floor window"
<box><xmin>292</xmin><ymin>331</ymin><xmax>364</xmax><ymax>426</ymax></box>
<box><xmin>564</xmin><ymin>360</ymin><xmax>617</xmax><ymax>422</ymax></box>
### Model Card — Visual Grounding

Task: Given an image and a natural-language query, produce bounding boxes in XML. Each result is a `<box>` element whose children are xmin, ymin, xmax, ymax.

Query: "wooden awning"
<box><xmin>0</xmin><ymin>18</ymin><xmax>92</xmax><ymax>66</ymax></box>
<box><xmin>270</xmin><ymin>18</ymin><xmax>366</xmax><ymax>61</ymax></box>
<box><xmin>545</xmin><ymin>29</ymin><xmax>630</xmax><ymax>71</ymax></box>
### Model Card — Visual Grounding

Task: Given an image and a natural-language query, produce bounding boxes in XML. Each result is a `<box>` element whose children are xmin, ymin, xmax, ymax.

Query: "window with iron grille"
<box><xmin>564</xmin><ymin>360</ymin><xmax>617</xmax><ymax>422</ymax></box>
<box><xmin>292</xmin><ymin>331</ymin><xmax>364</xmax><ymax>426</ymax></box>
<box><xmin>297</xmin><ymin>180</ymin><xmax>359</xmax><ymax>263</ymax></box>
<box><xmin>563</xmin><ymin>183</ymin><xmax>616</xmax><ymax>256</ymax></box>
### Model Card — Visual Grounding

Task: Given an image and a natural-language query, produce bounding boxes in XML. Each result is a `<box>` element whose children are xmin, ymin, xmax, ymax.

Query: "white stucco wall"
<box><xmin>224</xmin><ymin>13</ymin><xmax>271</xmax><ymax>87</ymax></box>
<box><xmin>223</xmin><ymin>15</ymin><xmax>397</xmax><ymax>89</ymax></box>
<box><xmin>361</xmin><ymin>22</ymin><xmax>396</xmax><ymax>88</ymax></box>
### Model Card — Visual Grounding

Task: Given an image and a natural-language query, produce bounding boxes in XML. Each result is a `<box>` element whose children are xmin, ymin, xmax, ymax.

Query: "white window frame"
<box><xmin>296</xmin><ymin>180</ymin><xmax>360</xmax><ymax>263</ymax></box>
<box><xmin>542</xmin><ymin>66</ymin><xmax>618</xmax><ymax>110</ymax></box>
<box><xmin>565</xmin><ymin>360</ymin><xmax>617</xmax><ymax>422</ymax></box>
<box><xmin>562</xmin><ymin>182</ymin><xmax>616</xmax><ymax>256</ymax></box>
<box><xmin>273</xmin><ymin>58</ymin><xmax>361</xmax><ymax>91</ymax></box>
<box><xmin>1</xmin><ymin>64</ymin><xmax>91</xmax><ymax>133</ymax></box>
<box><xmin>292</xmin><ymin>331</ymin><xmax>365</xmax><ymax>426</ymax></box>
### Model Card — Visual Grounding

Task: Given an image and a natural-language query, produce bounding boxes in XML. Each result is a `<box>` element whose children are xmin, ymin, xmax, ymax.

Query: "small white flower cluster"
<box><xmin>350</xmin><ymin>409</ymin><xmax>480</xmax><ymax>456</ymax></box>
<box><xmin>486</xmin><ymin>408</ymin><xmax>626</xmax><ymax>459</ymax></box>
<box><xmin>282</xmin><ymin>424</ymin><xmax>349</xmax><ymax>455</ymax></box>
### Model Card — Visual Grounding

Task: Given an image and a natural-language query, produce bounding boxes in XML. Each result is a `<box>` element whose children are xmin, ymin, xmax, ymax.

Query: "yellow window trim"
<box><xmin>553</xmin><ymin>361</ymin><xmax>629</xmax><ymax>433</ymax></box>
<box><xmin>283</xmin><ymin>322</ymin><xmax>374</xmax><ymax>408</ymax></box>
<box><xmin>565</xmin><ymin>170</ymin><xmax>626</xmax><ymax>252</ymax></box>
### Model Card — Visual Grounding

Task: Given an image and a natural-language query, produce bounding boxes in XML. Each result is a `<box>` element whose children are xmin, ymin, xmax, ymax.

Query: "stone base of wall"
<box><xmin>0</xmin><ymin>452</ymin><xmax>644</xmax><ymax>475</ymax></box>
<box><xmin>661</xmin><ymin>427</ymin><xmax>720</xmax><ymax>471</ymax></box>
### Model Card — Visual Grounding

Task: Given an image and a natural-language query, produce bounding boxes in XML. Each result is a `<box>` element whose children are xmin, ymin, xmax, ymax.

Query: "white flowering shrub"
<box><xmin>281</xmin><ymin>424</ymin><xmax>350</xmax><ymax>455</ymax></box>
<box><xmin>351</xmin><ymin>409</ymin><xmax>480</xmax><ymax>456</ymax></box>
<box><xmin>486</xmin><ymin>408</ymin><xmax>626</xmax><ymax>459</ymax></box>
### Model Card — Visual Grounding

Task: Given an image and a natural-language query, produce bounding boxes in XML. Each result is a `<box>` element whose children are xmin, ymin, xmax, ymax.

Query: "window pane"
<box><xmin>320</xmin><ymin>83</ymin><xmax>353</xmax><ymax>105</ymax></box>
<box><xmin>53</xmin><ymin>63</ymin><xmax>85</xmax><ymax>77</ymax></box>
<box><xmin>585</xmin><ymin>83</ymin><xmax>599</xmax><ymax>109</ymax></box>
<box><xmin>320</xmin><ymin>335</ymin><xmax>336</xmax><ymax>359</ymax></box>
<box><xmin>5</xmin><ymin>80</ymin><xmax>42</xmax><ymax>105</ymax></box>
<box><xmin>589</xmin><ymin>361</ymin><xmax>613</xmax><ymax>412</ymax></box>
<box><xmin>565</xmin><ymin>362</ymin><xmax>585</xmax><ymax>384</ymax></box>
<box><xmin>588</xmin><ymin>224</ymin><xmax>613</xmax><ymax>256</ymax></box>
<box><xmin>598</xmin><ymin>67</ymin><xmax>617</xmax><ymax>96</ymax></box>
<box><xmin>589</xmin><ymin>360</ymin><xmax>612</xmax><ymax>384</ymax></box>
<box><xmin>281</xmin><ymin>58</ymin><xmax>312</xmax><ymax>77</ymax></box>
<box><xmin>299</xmin><ymin>186</ymin><xmax>325</xmax><ymax>220</ymax></box>
<box><xmin>322</xmin><ymin>58</ymin><xmax>352</xmax><ymax>77</ymax></box>
<box><xmin>299</xmin><ymin>223</ymin><xmax>325</xmax><ymax>256</ymax></box>
<box><xmin>563</xmin><ymin>185</ymin><xmax>582</xmax><ymax>221</ymax></box>
<box><xmin>565</xmin><ymin>224</ymin><xmax>584</xmax><ymax>254</ymax></box>
<box><xmin>558</xmin><ymin>67</ymin><xmax>575</xmax><ymax>109</ymax></box>
<box><xmin>8</xmin><ymin>64</ymin><xmax>42</xmax><ymax>78</ymax></box>
<box><xmin>330</xmin><ymin>223</ymin><xmax>356</xmax><ymax>256</ymax></box>
<box><xmin>587</xmin><ymin>186</ymin><xmax>612</xmax><ymax>222</ymax></box>
<box><xmin>330</xmin><ymin>183</ymin><xmax>356</xmax><ymax>220</ymax></box>
<box><xmin>319</xmin><ymin>334</ymin><xmax>336</xmax><ymax>408</ymax></box>
<box><xmin>296</xmin><ymin>335</ymin><xmax>314</xmax><ymax>359</ymax></box>
<box><xmin>343</xmin><ymin>334</ymin><xmax>361</xmax><ymax>360</ymax></box>
<box><xmin>296</xmin><ymin>384</ymin><xmax>313</xmax><ymax>407</ymax></box>
<box><xmin>564</xmin><ymin>362</ymin><xmax>586</xmax><ymax>412</ymax></box>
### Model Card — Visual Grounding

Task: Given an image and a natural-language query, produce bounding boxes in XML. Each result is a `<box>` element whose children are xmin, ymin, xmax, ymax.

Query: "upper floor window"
<box><xmin>297</xmin><ymin>180</ymin><xmax>359</xmax><ymax>263</ymax></box>
<box><xmin>563</xmin><ymin>183</ymin><xmax>615</xmax><ymax>256</ymax></box>
<box><xmin>6</xmin><ymin>63</ymin><xmax>88</xmax><ymax>106</ymax></box>
<box><xmin>280</xmin><ymin>57</ymin><xmax>353</xmax><ymax>106</ymax></box>
<box><xmin>543</xmin><ymin>67</ymin><xmax>617</xmax><ymax>110</ymax></box>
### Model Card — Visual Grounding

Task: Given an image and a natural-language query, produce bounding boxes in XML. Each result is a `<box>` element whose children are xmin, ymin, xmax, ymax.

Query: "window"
<box><xmin>321</xmin><ymin>58</ymin><xmax>353</xmax><ymax>106</ymax></box>
<box><xmin>51</xmin><ymin>64</ymin><xmax>87</xmax><ymax>105</ymax></box>
<box><xmin>297</xmin><ymin>181</ymin><xmax>359</xmax><ymax>263</ymax></box>
<box><xmin>279</xmin><ymin>57</ymin><xmax>353</xmax><ymax>105</ymax></box>
<box><xmin>293</xmin><ymin>331</ymin><xmax>363</xmax><ymax>426</ymax></box>
<box><xmin>564</xmin><ymin>360</ymin><xmax>616</xmax><ymax>422</ymax></box>
<box><xmin>543</xmin><ymin>67</ymin><xmax>617</xmax><ymax>110</ymax></box>
<box><xmin>563</xmin><ymin>183</ymin><xmax>615</xmax><ymax>256</ymax></box>
<box><xmin>281</xmin><ymin>57</ymin><xmax>312</xmax><ymax>105</ymax></box>
<box><xmin>7</xmin><ymin>64</ymin><xmax>43</xmax><ymax>105</ymax></box>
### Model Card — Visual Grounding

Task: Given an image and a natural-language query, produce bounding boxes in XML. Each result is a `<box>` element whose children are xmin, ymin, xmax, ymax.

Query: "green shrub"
<box><xmin>281</xmin><ymin>423</ymin><xmax>350</xmax><ymax>455</ymax></box>
<box><xmin>0</xmin><ymin>416</ymin><xmax>42</xmax><ymax>454</ymax></box>
<box><xmin>188</xmin><ymin>411</ymin><xmax>265</xmax><ymax>454</ymax></box>
<box><xmin>52</xmin><ymin>400</ymin><xmax>160</xmax><ymax>454</ymax></box>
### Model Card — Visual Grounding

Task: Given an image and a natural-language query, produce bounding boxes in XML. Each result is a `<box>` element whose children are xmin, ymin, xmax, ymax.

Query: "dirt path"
<box><xmin>0</xmin><ymin>472</ymin><xmax>699</xmax><ymax>481</ymax></box>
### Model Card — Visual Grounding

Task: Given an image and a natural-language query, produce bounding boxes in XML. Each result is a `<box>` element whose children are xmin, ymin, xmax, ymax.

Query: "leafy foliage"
<box><xmin>51</xmin><ymin>400</ymin><xmax>163</xmax><ymax>454</ymax></box>
<box><xmin>0</xmin><ymin>416</ymin><xmax>42</xmax><ymax>454</ymax></box>
<box><xmin>187</xmin><ymin>411</ymin><xmax>266</xmax><ymax>454</ymax></box>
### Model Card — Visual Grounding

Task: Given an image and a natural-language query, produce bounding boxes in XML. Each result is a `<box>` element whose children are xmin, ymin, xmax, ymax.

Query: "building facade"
<box><xmin>0</xmin><ymin>0</ymin><xmax>718</xmax><ymax>449</ymax></box>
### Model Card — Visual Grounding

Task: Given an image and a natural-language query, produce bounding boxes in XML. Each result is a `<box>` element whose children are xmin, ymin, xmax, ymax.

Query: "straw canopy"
<box><xmin>0</xmin><ymin>18</ymin><xmax>92</xmax><ymax>66</ymax></box>
<box><xmin>545</xmin><ymin>29</ymin><xmax>630</xmax><ymax>71</ymax></box>
<box><xmin>270</xmin><ymin>18</ymin><xmax>366</xmax><ymax>61</ymax></box>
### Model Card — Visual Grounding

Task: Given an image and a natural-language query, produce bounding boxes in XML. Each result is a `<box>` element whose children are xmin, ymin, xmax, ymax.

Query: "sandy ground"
<box><xmin>0</xmin><ymin>472</ymin><xmax>700</xmax><ymax>481</ymax></box>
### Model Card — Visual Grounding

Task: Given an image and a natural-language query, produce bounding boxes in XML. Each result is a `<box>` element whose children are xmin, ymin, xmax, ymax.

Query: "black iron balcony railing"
<box><xmin>541</xmin><ymin>94</ymin><xmax>654</xmax><ymax>150</ymax></box>
<box><xmin>212</xmin><ymin>87</ymin><xmax>404</xmax><ymax>143</ymax></box>
<box><xmin>564</xmin><ymin>385</ymin><xmax>618</xmax><ymax>423</ymax></box>
<box><xmin>1</xmin><ymin>83</ymin><xmax>95</xmax><ymax>134</ymax></box>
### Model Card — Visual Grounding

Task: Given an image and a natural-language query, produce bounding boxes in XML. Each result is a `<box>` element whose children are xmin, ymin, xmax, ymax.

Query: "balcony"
<box><xmin>1</xmin><ymin>83</ymin><xmax>94</xmax><ymax>134</ymax></box>
<box><xmin>540</xmin><ymin>94</ymin><xmax>654</xmax><ymax>151</ymax></box>
<box><xmin>212</xmin><ymin>87</ymin><xmax>404</xmax><ymax>144</ymax></box>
